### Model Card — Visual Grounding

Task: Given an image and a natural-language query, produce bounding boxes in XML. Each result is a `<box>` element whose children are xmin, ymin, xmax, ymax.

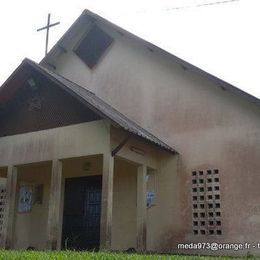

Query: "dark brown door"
<box><xmin>62</xmin><ymin>175</ymin><xmax>102</xmax><ymax>250</ymax></box>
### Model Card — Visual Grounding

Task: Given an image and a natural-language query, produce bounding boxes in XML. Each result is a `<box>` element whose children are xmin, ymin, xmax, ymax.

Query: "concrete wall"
<box><xmin>110</xmin><ymin>127</ymin><xmax>160</xmax><ymax>170</ymax></box>
<box><xmin>110</xmin><ymin>126</ymin><xmax>179</xmax><ymax>252</ymax></box>
<box><xmin>146</xmin><ymin>155</ymin><xmax>180</xmax><ymax>252</ymax></box>
<box><xmin>13</xmin><ymin>163</ymin><xmax>51</xmax><ymax>250</ymax></box>
<box><xmin>0</xmin><ymin>120</ymin><xmax>110</xmax><ymax>166</ymax></box>
<box><xmin>112</xmin><ymin>158</ymin><xmax>137</xmax><ymax>251</ymax></box>
<box><xmin>51</xmin><ymin>21</ymin><xmax>260</xmax><ymax>255</ymax></box>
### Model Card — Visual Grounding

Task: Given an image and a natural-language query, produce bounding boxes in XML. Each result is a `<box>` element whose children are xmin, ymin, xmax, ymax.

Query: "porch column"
<box><xmin>136</xmin><ymin>164</ymin><xmax>147</xmax><ymax>252</ymax></box>
<box><xmin>2</xmin><ymin>166</ymin><xmax>17</xmax><ymax>249</ymax></box>
<box><xmin>100</xmin><ymin>153</ymin><xmax>114</xmax><ymax>250</ymax></box>
<box><xmin>46</xmin><ymin>159</ymin><xmax>63</xmax><ymax>250</ymax></box>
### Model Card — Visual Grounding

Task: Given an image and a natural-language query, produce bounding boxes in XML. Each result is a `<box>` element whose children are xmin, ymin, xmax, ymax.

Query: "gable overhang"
<box><xmin>0</xmin><ymin>59</ymin><xmax>177</xmax><ymax>155</ymax></box>
<box><xmin>0</xmin><ymin>61</ymin><xmax>33</xmax><ymax>104</ymax></box>
<box><xmin>40</xmin><ymin>9</ymin><xmax>260</xmax><ymax>108</ymax></box>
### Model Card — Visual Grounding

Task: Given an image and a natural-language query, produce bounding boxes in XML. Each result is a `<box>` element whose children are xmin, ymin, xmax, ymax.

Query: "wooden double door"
<box><xmin>62</xmin><ymin>175</ymin><xmax>102</xmax><ymax>250</ymax></box>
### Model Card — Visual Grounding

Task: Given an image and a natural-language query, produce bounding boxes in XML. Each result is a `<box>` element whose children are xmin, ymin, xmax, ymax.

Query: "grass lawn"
<box><xmin>0</xmin><ymin>251</ymin><xmax>256</xmax><ymax>260</ymax></box>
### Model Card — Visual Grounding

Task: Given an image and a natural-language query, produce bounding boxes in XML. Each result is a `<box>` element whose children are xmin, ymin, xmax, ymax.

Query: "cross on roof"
<box><xmin>37</xmin><ymin>13</ymin><xmax>60</xmax><ymax>56</ymax></box>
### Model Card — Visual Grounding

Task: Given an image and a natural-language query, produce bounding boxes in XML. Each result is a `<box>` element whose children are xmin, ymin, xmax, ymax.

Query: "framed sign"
<box><xmin>146</xmin><ymin>171</ymin><xmax>157</xmax><ymax>208</ymax></box>
<box><xmin>146</xmin><ymin>191</ymin><xmax>156</xmax><ymax>208</ymax></box>
<box><xmin>17</xmin><ymin>185</ymin><xmax>33</xmax><ymax>213</ymax></box>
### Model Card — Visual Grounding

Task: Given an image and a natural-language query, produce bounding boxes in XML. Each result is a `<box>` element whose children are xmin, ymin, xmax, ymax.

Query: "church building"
<box><xmin>0</xmin><ymin>10</ymin><xmax>259</xmax><ymax>256</ymax></box>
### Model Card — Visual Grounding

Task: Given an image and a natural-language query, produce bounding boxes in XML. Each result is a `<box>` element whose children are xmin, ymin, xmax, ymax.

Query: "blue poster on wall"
<box><xmin>146</xmin><ymin>191</ymin><xmax>156</xmax><ymax>208</ymax></box>
<box><xmin>17</xmin><ymin>185</ymin><xmax>33</xmax><ymax>213</ymax></box>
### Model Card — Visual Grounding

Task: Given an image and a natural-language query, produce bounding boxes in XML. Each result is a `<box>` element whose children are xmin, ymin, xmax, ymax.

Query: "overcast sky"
<box><xmin>1</xmin><ymin>0</ymin><xmax>259</xmax><ymax>99</ymax></box>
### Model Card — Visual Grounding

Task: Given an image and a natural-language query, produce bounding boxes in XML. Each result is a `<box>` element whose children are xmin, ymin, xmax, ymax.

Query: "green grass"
<box><xmin>0</xmin><ymin>251</ymin><xmax>255</xmax><ymax>260</ymax></box>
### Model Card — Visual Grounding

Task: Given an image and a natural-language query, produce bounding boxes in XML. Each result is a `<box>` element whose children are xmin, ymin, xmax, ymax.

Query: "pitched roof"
<box><xmin>0</xmin><ymin>58</ymin><xmax>177</xmax><ymax>154</ymax></box>
<box><xmin>41</xmin><ymin>9</ymin><xmax>260</xmax><ymax>107</ymax></box>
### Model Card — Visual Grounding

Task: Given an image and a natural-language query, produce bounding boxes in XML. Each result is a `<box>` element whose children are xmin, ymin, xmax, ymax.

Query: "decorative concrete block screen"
<box><xmin>0</xmin><ymin>186</ymin><xmax>6</xmax><ymax>235</ymax></box>
<box><xmin>191</xmin><ymin>169</ymin><xmax>222</xmax><ymax>235</ymax></box>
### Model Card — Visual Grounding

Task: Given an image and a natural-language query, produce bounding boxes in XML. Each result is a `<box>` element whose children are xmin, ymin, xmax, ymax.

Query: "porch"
<box><xmin>0</xmin><ymin>154</ymin><xmax>152</xmax><ymax>251</ymax></box>
<box><xmin>0</xmin><ymin>121</ymin><xmax>176</xmax><ymax>251</ymax></box>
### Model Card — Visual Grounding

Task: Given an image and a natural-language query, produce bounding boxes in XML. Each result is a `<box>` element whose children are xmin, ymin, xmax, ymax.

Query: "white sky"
<box><xmin>1</xmin><ymin>0</ymin><xmax>259</xmax><ymax>99</ymax></box>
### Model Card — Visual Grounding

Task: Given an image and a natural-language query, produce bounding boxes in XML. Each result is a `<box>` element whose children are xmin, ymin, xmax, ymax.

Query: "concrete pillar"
<box><xmin>2</xmin><ymin>166</ymin><xmax>17</xmax><ymax>249</ymax></box>
<box><xmin>100</xmin><ymin>153</ymin><xmax>114</xmax><ymax>250</ymax></box>
<box><xmin>136</xmin><ymin>164</ymin><xmax>147</xmax><ymax>252</ymax></box>
<box><xmin>46</xmin><ymin>159</ymin><xmax>63</xmax><ymax>250</ymax></box>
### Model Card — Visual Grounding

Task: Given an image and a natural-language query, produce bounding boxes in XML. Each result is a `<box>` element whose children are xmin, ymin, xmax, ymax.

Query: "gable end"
<box><xmin>0</xmin><ymin>70</ymin><xmax>101</xmax><ymax>137</ymax></box>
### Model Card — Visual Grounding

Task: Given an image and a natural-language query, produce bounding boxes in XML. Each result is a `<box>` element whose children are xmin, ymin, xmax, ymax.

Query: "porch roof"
<box><xmin>0</xmin><ymin>58</ymin><xmax>177</xmax><ymax>154</ymax></box>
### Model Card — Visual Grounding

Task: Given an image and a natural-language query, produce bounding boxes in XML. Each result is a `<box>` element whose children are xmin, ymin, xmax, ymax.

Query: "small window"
<box><xmin>209</xmin><ymin>212</ymin><xmax>214</xmax><ymax>217</ymax></box>
<box><xmin>200</xmin><ymin>204</ymin><xmax>205</xmax><ymax>209</ymax></box>
<box><xmin>193</xmin><ymin>196</ymin><xmax>198</xmax><ymax>201</ymax></box>
<box><xmin>200</xmin><ymin>230</ymin><xmax>206</xmax><ymax>235</ymax></box>
<box><xmin>207</xmin><ymin>178</ymin><xmax>212</xmax><ymax>183</ymax></box>
<box><xmin>200</xmin><ymin>212</ymin><xmax>206</xmax><ymax>218</ymax></box>
<box><xmin>215</xmin><ymin>194</ymin><xmax>220</xmax><ymax>200</ymax></box>
<box><xmin>215</xmin><ymin>203</ymin><xmax>221</xmax><ymax>208</ymax></box>
<box><xmin>209</xmin><ymin>230</ymin><xmax>215</xmax><ymax>235</ymax></box>
<box><xmin>74</xmin><ymin>25</ymin><xmax>113</xmax><ymax>69</ymax></box>
<box><xmin>214</xmin><ymin>169</ymin><xmax>219</xmax><ymax>174</ymax></box>
<box><xmin>216</xmin><ymin>212</ymin><xmax>221</xmax><ymax>217</ymax></box>
<box><xmin>208</xmin><ymin>203</ymin><xmax>213</xmax><ymax>209</ymax></box>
